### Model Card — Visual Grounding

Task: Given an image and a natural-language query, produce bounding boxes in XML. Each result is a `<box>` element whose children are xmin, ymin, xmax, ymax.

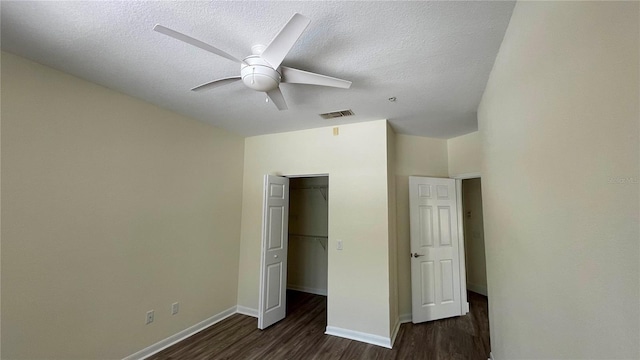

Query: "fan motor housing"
<box><xmin>241</xmin><ymin>56</ymin><xmax>281</xmax><ymax>92</ymax></box>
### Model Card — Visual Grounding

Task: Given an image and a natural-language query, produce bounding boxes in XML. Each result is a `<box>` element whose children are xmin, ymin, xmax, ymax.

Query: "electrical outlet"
<box><xmin>337</xmin><ymin>239</ymin><xmax>343</xmax><ymax>250</ymax></box>
<box><xmin>171</xmin><ymin>302</ymin><xmax>179</xmax><ymax>315</ymax></box>
<box><xmin>146</xmin><ymin>310</ymin><xmax>154</xmax><ymax>325</ymax></box>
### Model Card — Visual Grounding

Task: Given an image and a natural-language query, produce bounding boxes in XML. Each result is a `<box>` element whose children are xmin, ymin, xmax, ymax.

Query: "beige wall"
<box><xmin>287</xmin><ymin>235</ymin><xmax>328</xmax><ymax>295</ymax></box>
<box><xmin>1</xmin><ymin>53</ymin><xmax>245</xmax><ymax>359</ymax></box>
<box><xmin>289</xmin><ymin>177</ymin><xmax>329</xmax><ymax>237</ymax></box>
<box><xmin>479</xmin><ymin>2</ymin><xmax>639</xmax><ymax>359</ymax></box>
<box><xmin>238</xmin><ymin>120</ymin><xmax>392</xmax><ymax>338</ymax></box>
<box><xmin>394</xmin><ymin>134</ymin><xmax>448</xmax><ymax>317</ymax></box>
<box><xmin>287</xmin><ymin>177</ymin><xmax>328</xmax><ymax>295</ymax></box>
<box><xmin>462</xmin><ymin>178</ymin><xmax>487</xmax><ymax>295</ymax></box>
<box><xmin>447</xmin><ymin>131</ymin><xmax>481</xmax><ymax>177</ymax></box>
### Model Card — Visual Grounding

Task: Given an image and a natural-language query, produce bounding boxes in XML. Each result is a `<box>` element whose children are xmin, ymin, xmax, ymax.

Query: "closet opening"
<box><xmin>461</xmin><ymin>178</ymin><xmax>487</xmax><ymax>297</ymax></box>
<box><xmin>286</xmin><ymin>176</ymin><xmax>328</xmax><ymax>325</ymax></box>
<box><xmin>460</xmin><ymin>177</ymin><xmax>490</xmax><ymax>353</ymax></box>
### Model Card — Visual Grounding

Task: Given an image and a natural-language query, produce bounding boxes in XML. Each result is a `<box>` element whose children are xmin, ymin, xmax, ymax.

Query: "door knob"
<box><xmin>411</xmin><ymin>253</ymin><xmax>423</xmax><ymax>258</ymax></box>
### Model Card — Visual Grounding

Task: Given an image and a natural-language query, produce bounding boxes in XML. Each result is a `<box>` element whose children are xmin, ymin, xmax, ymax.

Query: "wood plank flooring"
<box><xmin>149</xmin><ymin>291</ymin><xmax>490</xmax><ymax>360</ymax></box>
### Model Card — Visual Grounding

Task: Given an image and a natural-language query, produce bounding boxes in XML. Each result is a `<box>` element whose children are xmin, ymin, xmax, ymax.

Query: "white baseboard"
<box><xmin>236</xmin><ymin>305</ymin><xmax>258</xmax><ymax>318</ymax></box>
<box><xmin>325</xmin><ymin>326</ymin><xmax>392</xmax><ymax>349</ymax></box>
<box><xmin>399</xmin><ymin>313</ymin><xmax>412</xmax><ymax>323</ymax></box>
<box><xmin>122</xmin><ymin>305</ymin><xmax>237</xmax><ymax>360</ymax></box>
<box><xmin>467</xmin><ymin>283</ymin><xmax>488</xmax><ymax>296</ymax></box>
<box><xmin>287</xmin><ymin>284</ymin><xmax>327</xmax><ymax>296</ymax></box>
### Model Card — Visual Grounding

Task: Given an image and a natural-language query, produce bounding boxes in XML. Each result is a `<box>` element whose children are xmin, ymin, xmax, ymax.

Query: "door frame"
<box><xmin>452</xmin><ymin>172</ymin><xmax>481</xmax><ymax>315</ymax></box>
<box><xmin>258</xmin><ymin>172</ymin><xmax>330</xmax><ymax>328</ymax></box>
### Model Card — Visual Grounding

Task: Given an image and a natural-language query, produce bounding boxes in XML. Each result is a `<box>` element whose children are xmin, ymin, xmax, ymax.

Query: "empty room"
<box><xmin>1</xmin><ymin>1</ymin><xmax>638</xmax><ymax>360</ymax></box>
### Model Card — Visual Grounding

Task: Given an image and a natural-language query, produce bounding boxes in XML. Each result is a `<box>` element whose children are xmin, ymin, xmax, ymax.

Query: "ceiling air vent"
<box><xmin>319</xmin><ymin>109</ymin><xmax>355</xmax><ymax>120</ymax></box>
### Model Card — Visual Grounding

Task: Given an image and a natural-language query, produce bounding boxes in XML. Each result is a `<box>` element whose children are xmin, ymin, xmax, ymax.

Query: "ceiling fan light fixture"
<box><xmin>241</xmin><ymin>68</ymin><xmax>280</xmax><ymax>92</ymax></box>
<box><xmin>240</xmin><ymin>57</ymin><xmax>281</xmax><ymax>92</ymax></box>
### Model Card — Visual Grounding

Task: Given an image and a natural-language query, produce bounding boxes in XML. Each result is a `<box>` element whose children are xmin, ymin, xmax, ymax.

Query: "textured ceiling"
<box><xmin>1</xmin><ymin>1</ymin><xmax>515</xmax><ymax>138</ymax></box>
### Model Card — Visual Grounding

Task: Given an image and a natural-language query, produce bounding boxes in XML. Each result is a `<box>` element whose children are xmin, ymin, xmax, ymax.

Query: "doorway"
<box><xmin>461</xmin><ymin>178</ymin><xmax>487</xmax><ymax>297</ymax></box>
<box><xmin>460</xmin><ymin>177</ymin><xmax>490</xmax><ymax>356</ymax></box>
<box><xmin>286</xmin><ymin>176</ymin><xmax>328</xmax><ymax>322</ymax></box>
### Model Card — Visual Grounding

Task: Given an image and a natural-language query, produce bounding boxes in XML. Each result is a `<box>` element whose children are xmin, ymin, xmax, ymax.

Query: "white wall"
<box><xmin>462</xmin><ymin>178</ymin><xmax>487</xmax><ymax>296</ymax></box>
<box><xmin>287</xmin><ymin>177</ymin><xmax>328</xmax><ymax>295</ymax></box>
<box><xmin>394</xmin><ymin>134</ymin><xmax>449</xmax><ymax>317</ymax></box>
<box><xmin>448</xmin><ymin>131</ymin><xmax>481</xmax><ymax>177</ymax></box>
<box><xmin>1</xmin><ymin>53</ymin><xmax>245</xmax><ymax>359</ymax></box>
<box><xmin>237</xmin><ymin>120</ymin><xmax>393</xmax><ymax>339</ymax></box>
<box><xmin>479</xmin><ymin>2</ymin><xmax>639</xmax><ymax>358</ymax></box>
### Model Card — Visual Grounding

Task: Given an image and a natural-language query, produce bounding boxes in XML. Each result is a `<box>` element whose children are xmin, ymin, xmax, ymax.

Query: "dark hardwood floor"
<box><xmin>149</xmin><ymin>291</ymin><xmax>490</xmax><ymax>360</ymax></box>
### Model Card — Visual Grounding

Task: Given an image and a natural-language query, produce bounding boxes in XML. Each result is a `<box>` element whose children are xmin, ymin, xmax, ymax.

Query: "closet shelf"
<box><xmin>289</xmin><ymin>234</ymin><xmax>328</xmax><ymax>250</ymax></box>
<box><xmin>291</xmin><ymin>185</ymin><xmax>328</xmax><ymax>201</ymax></box>
<box><xmin>289</xmin><ymin>234</ymin><xmax>328</xmax><ymax>239</ymax></box>
<box><xmin>290</xmin><ymin>185</ymin><xmax>328</xmax><ymax>190</ymax></box>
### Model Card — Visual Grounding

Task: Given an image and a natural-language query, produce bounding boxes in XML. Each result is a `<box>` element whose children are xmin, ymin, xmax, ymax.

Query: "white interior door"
<box><xmin>409</xmin><ymin>176</ymin><xmax>462</xmax><ymax>323</ymax></box>
<box><xmin>258</xmin><ymin>175</ymin><xmax>290</xmax><ymax>329</ymax></box>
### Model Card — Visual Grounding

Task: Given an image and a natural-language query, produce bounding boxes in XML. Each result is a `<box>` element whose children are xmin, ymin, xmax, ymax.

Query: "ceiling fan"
<box><xmin>154</xmin><ymin>13</ymin><xmax>352</xmax><ymax>111</ymax></box>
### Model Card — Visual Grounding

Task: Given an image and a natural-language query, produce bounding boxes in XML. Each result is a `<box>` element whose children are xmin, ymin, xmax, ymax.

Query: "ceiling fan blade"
<box><xmin>266</xmin><ymin>87</ymin><xmax>288</xmax><ymax>110</ymax></box>
<box><xmin>191</xmin><ymin>76</ymin><xmax>241</xmax><ymax>92</ymax></box>
<box><xmin>260</xmin><ymin>13</ymin><xmax>310</xmax><ymax>69</ymax></box>
<box><xmin>281</xmin><ymin>66</ymin><xmax>352</xmax><ymax>89</ymax></box>
<box><xmin>154</xmin><ymin>24</ymin><xmax>244</xmax><ymax>64</ymax></box>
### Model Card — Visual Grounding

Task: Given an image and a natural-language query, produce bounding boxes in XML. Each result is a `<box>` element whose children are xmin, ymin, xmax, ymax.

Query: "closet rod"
<box><xmin>289</xmin><ymin>234</ymin><xmax>327</xmax><ymax>250</ymax></box>
<box><xmin>290</xmin><ymin>185</ymin><xmax>328</xmax><ymax>190</ymax></box>
<box><xmin>289</xmin><ymin>234</ymin><xmax>328</xmax><ymax>239</ymax></box>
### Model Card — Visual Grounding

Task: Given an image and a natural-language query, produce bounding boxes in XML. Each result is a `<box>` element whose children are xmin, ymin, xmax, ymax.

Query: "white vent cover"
<box><xmin>319</xmin><ymin>109</ymin><xmax>355</xmax><ymax>119</ymax></box>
